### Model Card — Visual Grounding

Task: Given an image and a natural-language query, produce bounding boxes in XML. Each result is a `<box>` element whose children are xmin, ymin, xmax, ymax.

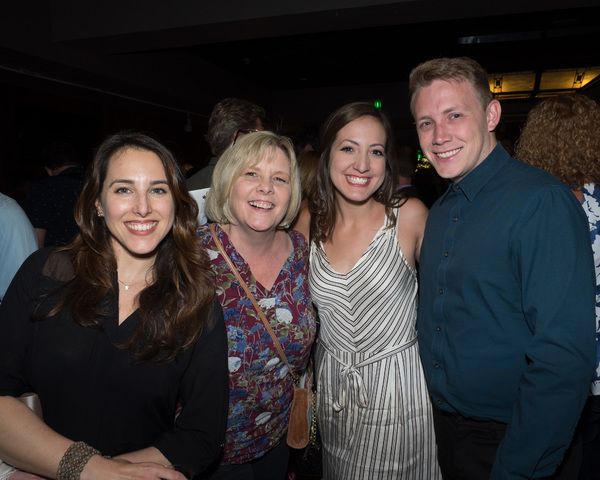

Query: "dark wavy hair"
<box><xmin>309</xmin><ymin>102</ymin><xmax>406</xmax><ymax>247</ymax></box>
<box><xmin>515</xmin><ymin>93</ymin><xmax>600</xmax><ymax>187</ymax></box>
<box><xmin>43</xmin><ymin>132</ymin><xmax>215</xmax><ymax>362</ymax></box>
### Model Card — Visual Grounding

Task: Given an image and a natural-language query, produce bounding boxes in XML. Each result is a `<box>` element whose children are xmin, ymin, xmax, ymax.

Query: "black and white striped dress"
<box><xmin>309</xmin><ymin>213</ymin><xmax>441</xmax><ymax>479</ymax></box>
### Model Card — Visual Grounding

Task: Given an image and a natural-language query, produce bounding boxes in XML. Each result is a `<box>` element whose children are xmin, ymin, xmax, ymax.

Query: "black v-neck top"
<box><xmin>0</xmin><ymin>248</ymin><xmax>229</xmax><ymax>476</ymax></box>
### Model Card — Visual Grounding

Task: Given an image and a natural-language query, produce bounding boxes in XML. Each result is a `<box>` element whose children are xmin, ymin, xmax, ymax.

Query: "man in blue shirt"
<box><xmin>410</xmin><ymin>56</ymin><xmax>596</xmax><ymax>479</ymax></box>
<box><xmin>0</xmin><ymin>192</ymin><xmax>37</xmax><ymax>303</ymax></box>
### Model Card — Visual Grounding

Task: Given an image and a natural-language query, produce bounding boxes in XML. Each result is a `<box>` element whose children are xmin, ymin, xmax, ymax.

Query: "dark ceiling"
<box><xmin>44</xmin><ymin>1</ymin><xmax>600</xmax><ymax>98</ymax></box>
<box><xmin>178</xmin><ymin>6</ymin><xmax>600</xmax><ymax>92</ymax></box>
<box><xmin>2</xmin><ymin>0</ymin><xmax>600</xmax><ymax>127</ymax></box>
<box><xmin>1</xmin><ymin>0</ymin><xmax>599</xmax><ymax>195</ymax></box>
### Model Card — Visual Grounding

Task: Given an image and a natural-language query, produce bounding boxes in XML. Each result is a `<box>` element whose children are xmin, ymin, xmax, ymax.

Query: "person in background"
<box><xmin>24</xmin><ymin>142</ymin><xmax>84</xmax><ymax>248</ymax></box>
<box><xmin>197</xmin><ymin>131</ymin><xmax>316</xmax><ymax>480</ymax></box>
<box><xmin>187</xmin><ymin>98</ymin><xmax>266</xmax><ymax>191</ymax></box>
<box><xmin>296</xmin><ymin>101</ymin><xmax>439</xmax><ymax>479</ymax></box>
<box><xmin>411</xmin><ymin>56</ymin><xmax>596</xmax><ymax>480</ymax></box>
<box><xmin>290</xmin><ymin>149</ymin><xmax>319</xmax><ymax>231</ymax></box>
<box><xmin>0</xmin><ymin>132</ymin><xmax>228</xmax><ymax>480</ymax></box>
<box><xmin>295</xmin><ymin>126</ymin><xmax>318</xmax><ymax>155</ymax></box>
<box><xmin>394</xmin><ymin>142</ymin><xmax>421</xmax><ymax>200</ymax></box>
<box><xmin>514</xmin><ymin>93</ymin><xmax>600</xmax><ymax>480</ymax></box>
<box><xmin>0</xmin><ymin>192</ymin><xmax>37</xmax><ymax>303</ymax></box>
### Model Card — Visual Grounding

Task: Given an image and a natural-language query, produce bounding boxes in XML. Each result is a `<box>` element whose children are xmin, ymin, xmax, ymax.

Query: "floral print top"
<box><xmin>197</xmin><ymin>224</ymin><xmax>316</xmax><ymax>463</ymax></box>
<box><xmin>581</xmin><ymin>183</ymin><xmax>600</xmax><ymax>396</ymax></box>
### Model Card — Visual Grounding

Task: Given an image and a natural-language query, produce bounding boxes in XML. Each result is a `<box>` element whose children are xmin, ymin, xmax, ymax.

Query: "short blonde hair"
<box><xmin>409</xmin><ymin>57</ymin><xmax>493</xmax><ymax>115</ymax></box>
<box><xmin>205</xmin><ymin>131</ymin><xmax>301</xmax><ymax>228</ymax></box>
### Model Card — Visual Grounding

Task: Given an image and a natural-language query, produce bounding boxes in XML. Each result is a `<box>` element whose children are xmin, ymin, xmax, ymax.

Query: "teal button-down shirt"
<box><xmin>418</xmin><ymin>144</ymin><xmax>596</xmax><ymax>479</ymax></box>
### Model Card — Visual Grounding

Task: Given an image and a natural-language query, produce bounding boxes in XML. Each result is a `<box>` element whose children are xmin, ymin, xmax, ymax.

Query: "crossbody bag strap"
<box><xmin>209</xmin><ymin>223</ymin><xmax>298</xmax><ymax>383</ymax></box>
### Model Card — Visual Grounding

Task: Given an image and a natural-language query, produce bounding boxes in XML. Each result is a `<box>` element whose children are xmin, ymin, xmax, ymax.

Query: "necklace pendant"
<box><xmin>125</xmin><ymin>285</ymin><xmax>130</xmax><ymax>291</ymax></box>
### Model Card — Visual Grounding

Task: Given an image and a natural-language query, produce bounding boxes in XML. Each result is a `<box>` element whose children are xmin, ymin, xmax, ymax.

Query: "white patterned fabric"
<box><xmin>581</xmin><ymin>182</ymin><xmax>600</xmax><ymax>395</ymax></box>
<box><xmin>309</xmin><ymin>212</ymin><xmax>441</xmax><ymax>479</ymax></box>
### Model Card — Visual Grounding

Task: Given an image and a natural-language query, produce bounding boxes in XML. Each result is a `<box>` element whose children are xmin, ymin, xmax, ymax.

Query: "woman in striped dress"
<box><xmin>297</xmin><ymin>102</ymin><xmax>440</xmax><ymax>479</ymax></box>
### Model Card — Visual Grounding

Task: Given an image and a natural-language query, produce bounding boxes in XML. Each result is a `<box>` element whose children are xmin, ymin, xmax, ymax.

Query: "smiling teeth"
<box><xmin>249</xmin><ymin>201</ymin><xmax>274</xmax><ymax>210</ymax></box>
<box><xmin>347</xmin><ymin>176</ymin><xmax>368</xmax><ymax>185</ymax></box>
<box><xmin>127</xmin><ymin>222</ymin><xmax>157</xmax><ymax>231</ymax></box>
<box><xmin>437</xmin><ymin>148</ymin><xmax>461</xmax><ymax>159</ymax></box>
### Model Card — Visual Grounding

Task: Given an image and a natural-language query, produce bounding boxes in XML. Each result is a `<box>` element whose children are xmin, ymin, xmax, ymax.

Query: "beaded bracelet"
<box><xmin>56</xmin><ymin>441</ymin><xmax>101</xmax><ymax>480</ymax></box>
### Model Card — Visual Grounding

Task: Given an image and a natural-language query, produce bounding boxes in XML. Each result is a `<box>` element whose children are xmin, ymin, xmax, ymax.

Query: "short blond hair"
<box><xmin>205</xmin><ymin>131</ymin><xmax>301</xmax><ymax>228</ymax></box>
<box><xmin>409</xmin><ymin>57</ymin><xmax>493</xmax><ymax>114</ymax></box>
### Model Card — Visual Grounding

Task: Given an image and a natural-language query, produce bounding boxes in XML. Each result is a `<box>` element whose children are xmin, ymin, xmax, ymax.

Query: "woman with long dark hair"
<box><xmin>0</xmin><ymin>132</ymin><xmax>228</xmax><ymax>480</ymax></box>
<box><xmin>297</xmin><ymin>102</ymin><xmax>440</xmax><ymax>479</ymax></box>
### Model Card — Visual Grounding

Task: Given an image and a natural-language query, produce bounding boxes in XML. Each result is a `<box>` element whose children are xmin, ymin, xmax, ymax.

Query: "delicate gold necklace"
<box><xmin>117</xmin><ymin>277</ymin><xmax>148</xmax><ymax>291</ymax></box>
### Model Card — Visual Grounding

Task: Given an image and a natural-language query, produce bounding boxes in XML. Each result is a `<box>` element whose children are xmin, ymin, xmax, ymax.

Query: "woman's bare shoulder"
<box><xmin>397</xmin><ymin>196</ymin><xmax>428</xmax><ymax>223</ymax></box>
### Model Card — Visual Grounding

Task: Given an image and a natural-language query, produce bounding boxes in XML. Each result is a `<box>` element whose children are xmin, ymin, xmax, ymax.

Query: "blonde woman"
<box><xmin>198</xmin><ymin>131</ymin><xmax>316</xmax><ymax>480</ymax></box>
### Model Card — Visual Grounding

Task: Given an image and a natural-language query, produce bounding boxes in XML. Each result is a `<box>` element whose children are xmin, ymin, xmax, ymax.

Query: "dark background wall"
<box><xmin>1</xmin><ymin>0</ymin><xmax>599</xmax><ymax>202</ymax></box>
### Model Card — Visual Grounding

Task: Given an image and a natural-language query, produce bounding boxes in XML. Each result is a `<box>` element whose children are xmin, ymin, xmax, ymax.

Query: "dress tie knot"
<box><xmin>333</xmin><ymin>365</ymin><xmax>368</xmax><ymax>412</ymax></box>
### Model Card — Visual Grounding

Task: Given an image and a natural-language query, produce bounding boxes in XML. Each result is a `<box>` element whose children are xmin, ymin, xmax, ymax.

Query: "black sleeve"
<box><xmin>152</xmin><ymin>297</ymin><xmax>229</xmax><ymax>476</ymax></box>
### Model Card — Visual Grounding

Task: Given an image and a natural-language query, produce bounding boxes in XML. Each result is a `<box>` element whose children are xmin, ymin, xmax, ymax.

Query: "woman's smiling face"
<box><xmin>95</xmin><ymin>147</ymin><xmax>175</xmax><ymax>261</ymax></box>
<box><xmin>228</xmin><ymin>146</ymin><xmax>292</xmax><ymax>234</ymax></box>
<box><xmin>329</xmin><ymin>115</ymin><xmax>387</xmax><ymax>205</ymax></box>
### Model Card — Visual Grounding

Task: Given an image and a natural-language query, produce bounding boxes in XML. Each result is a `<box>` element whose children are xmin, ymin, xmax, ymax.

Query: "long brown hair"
<box><xmin>309</xmin><ymin>102</ymin><xmax>405</xmax><ymax>247</ymax></box>
<box><xmin>42</xmin><ymin>132</ymin><xmax>215</xmax><ymax>362</ymax></box>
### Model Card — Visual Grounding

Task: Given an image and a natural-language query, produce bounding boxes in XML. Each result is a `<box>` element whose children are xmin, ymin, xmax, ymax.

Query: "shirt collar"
<box><xmin>443</xmin><ymin>142</ymin><xmax>510</xmax><ymax>202</ymax></box>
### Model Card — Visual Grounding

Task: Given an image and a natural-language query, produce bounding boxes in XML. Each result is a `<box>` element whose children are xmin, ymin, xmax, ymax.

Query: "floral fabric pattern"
<box><xmin>581</xmin><ymin>183</ymin><xmax>600</xmax><ymax>395</ymax></box>
<box><xmin>197</xmin><ymin>224</ymin><xmax>316</xmax><ymax>463</ymax></box>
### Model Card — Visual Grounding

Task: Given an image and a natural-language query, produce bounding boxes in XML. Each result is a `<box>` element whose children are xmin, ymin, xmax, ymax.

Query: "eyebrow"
<box><xmin>416</xmin><ymin>106</ymin><xmax>463</xmax><ymax>121</ymax></box>
<box><xmin>108</xmin><ymin>179</ymin><xmax>168</xmax><ymax>187</ymax></box>
<box><xmin>443</xmin><ymin>106</ymin><xmax>463</xmax><ymax>115</ymax></box>
<box><xmin>246</xmin><ymin>164</ymin><xmax>290</xmax><ymax>174</ymax></box>
<box><xmin>338</xmin><ymin>139</ymin><xmax>385</xmax><ymax>149</ymax></box>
